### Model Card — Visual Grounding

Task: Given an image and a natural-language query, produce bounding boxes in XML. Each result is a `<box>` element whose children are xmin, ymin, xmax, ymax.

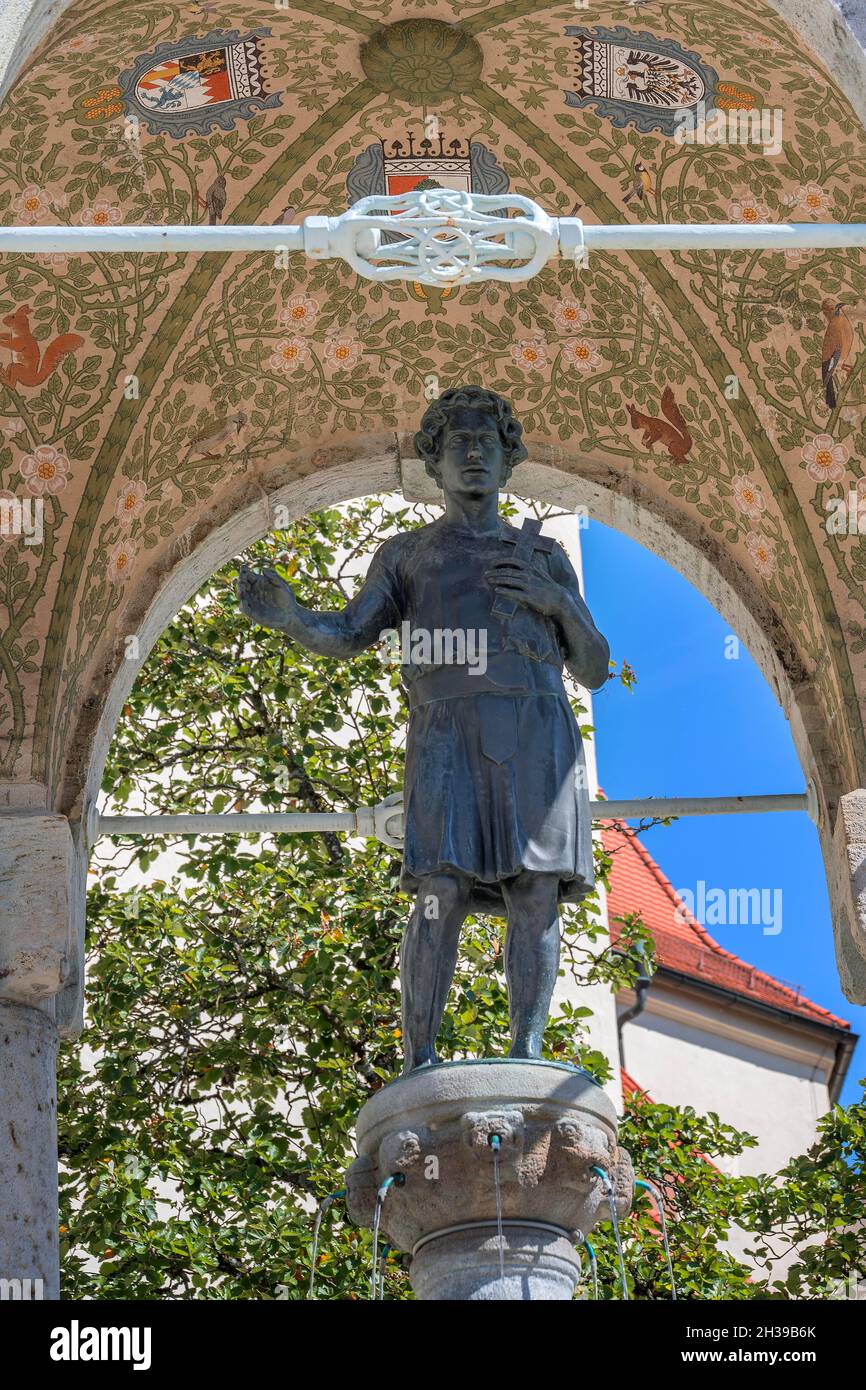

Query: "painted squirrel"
<box><xmin>0</xmin><ymin>304</ymin><xmax>83</xmax><ymax>389</ymax></box>
<box><xmin>628</xmin><ymin>386</ymin><xmax>693</xmax><ymax>465</ymax></box>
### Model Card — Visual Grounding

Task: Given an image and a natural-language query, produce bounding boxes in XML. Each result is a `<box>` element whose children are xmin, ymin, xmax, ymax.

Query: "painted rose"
<box><xmin>728</xmin><ymin>197</ymin><xmax>770</xmax><ymax>225</ymax></box>
<box><xmin>79</xmin><ymin>198</ymin><xmax>123</xmax><ymax>227</ymax></box>
<box><xmin>510</xmin><ymin>337</ymin><xmax>548</xmax><ymax>372</ymax></box>
<box><xmin>114</xmin><ymin>478</ymin><xmax>147</xmax><ymax>525</ymax></box>
<box><xmin>793</xmin><ymin>182</ymin><xmax>828</xmax><ymax>217</ymax></box>
<box><xmin>853</xmin><ymin>478</ymin><xmax>866</xmax><ymax>529</ymax></box>
<box><xmin>732</xmin><ymin>475</ymin><xmax>766</xmax><ymax>518</ymax></box>
<box><xmin>553</xmin><ymin>299</ymin><xmax>590</xmax><ymax>332</ymax></box>
<box><xmin>37</xmin><ymin>252</ymin><xmax>68</xmax><ymax>273</ymax></box>
<box><xmin>64</xmin><ymin>34</ymin><xmax>98</xmax><ymax>54</ymax></box>
<box><xmin>20</xmin><ymin>445</ymin><xmax>70</xmax><ymax>496</ymax></box>
<box><xmin>755</xmin><ymin>399</ymin><xmax>780</xmax><ymax>432</ymax></box>
<box><xmin>802</xmin><ymin>433</ymin><xmax>848</xmax><ymax>484</ymax></box>
<box><xmin>269</xmin><ymin>337</ymin><xmax>311</xmax><ymax>373</ymax></box>
<box><xmin>561</xmin><ymin>338</ymin><xmax>601</xmax><ymax>373</ymax></box>
<box><xmin>324</xmin><ymin>336</ymin><xmax>363</xmax><ymax>371</ymax></box>
<box><xmin>108</xmin><ymin>538</ymin><xmax>138</xmax><ymax>584</ymax></box>
<box><xmin>745</xmin><ymin>531</ymin><xmax>776</xmax><ymax>579</ymax></box>
<box><xmin>278</xmin><ymin>296</ymin><xmax>319</xmax><ymax>331</ymax></box>
<box><xmin>12</xmin><ymin>184</ymin><xmax>51</xmax><ymax>225</ymax></box>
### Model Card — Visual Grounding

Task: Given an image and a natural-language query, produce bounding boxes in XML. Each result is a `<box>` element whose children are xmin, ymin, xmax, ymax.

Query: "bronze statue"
<box><xmin>238</xmin><ymin>386</ymin><xmax>609</xmax><ymax>1071</ymax></box>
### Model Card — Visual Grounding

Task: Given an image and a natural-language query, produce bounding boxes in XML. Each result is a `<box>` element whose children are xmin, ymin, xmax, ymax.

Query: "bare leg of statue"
<box><xmin>401</xmin><ymin>871</ymin><xmax>473</xmax><ymax>1072</ymax></box>
<box><xmin>501</xmin><ymin>871</ymin><xmax>561</xmax><ymax>1059</ymax></box>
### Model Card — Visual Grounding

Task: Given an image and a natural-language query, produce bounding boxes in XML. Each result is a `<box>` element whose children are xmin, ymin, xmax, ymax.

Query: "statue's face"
<box><xmin>438</xmin><ymin>407</ymin><xmax>505</xmax><ymax>499</ymax></box>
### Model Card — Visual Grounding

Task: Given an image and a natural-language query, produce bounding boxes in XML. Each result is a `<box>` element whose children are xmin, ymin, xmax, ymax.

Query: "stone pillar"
<box><xmin>0</xmin><ymin>812</ymin><xmax>77</xmax><ymax>1299</ymax></box>
<box><xmin>829</xmin><ymin>790</ymin><xmax>866</xmax><ymax>1004</ymax></box>
<box><xmin>0</xmin><ymin>1000</ymin><xmax>59</xmax><ymax>1297</ymax></box>
<box><xmin>346</xmin><ymin>1059</ymin><xmax>633</xmax><ymax>1301</ymax></box>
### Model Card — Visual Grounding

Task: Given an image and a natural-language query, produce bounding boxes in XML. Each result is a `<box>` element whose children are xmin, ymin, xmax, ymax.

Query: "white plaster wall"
<box><xmin>620</xmin><ymin>986</ymin><xmax>837</xmax><ymax>1274</ymax></box>
<box><xmin>544</xmin><ymin>513</ymin><xmax>623</xmax><ymax>1114</ymax></box>
<box><xmin>621</xmin><ymin>987</ymin><xmax>832</xmax><ymax>1175</ymax></box>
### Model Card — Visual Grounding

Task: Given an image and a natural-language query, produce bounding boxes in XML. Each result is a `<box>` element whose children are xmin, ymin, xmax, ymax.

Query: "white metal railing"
<box><xmin>2</xmin><ymin>190</ymin><xmax>865</xmax><ymax>285</ymax></box>
<box><xmin>92</xmin><ymin>791</ymin><xmax>813</xmax><ymax>848</ymax></box>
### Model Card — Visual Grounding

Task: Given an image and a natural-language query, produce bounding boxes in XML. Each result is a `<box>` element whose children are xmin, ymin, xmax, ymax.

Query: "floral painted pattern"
<box><xmin>802</xmin><ymin>434</ymin><xmax>849</xmax><ymax>484</ymax></box>
<box><xmin>20</xmin><ymin>446</ymin><xmax>70</xmax><ymax>496</ymax></box>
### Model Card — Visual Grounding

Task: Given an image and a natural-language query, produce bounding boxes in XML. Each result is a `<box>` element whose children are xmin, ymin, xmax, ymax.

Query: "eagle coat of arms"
<box><xmin>564</xmin><ymin>25</ymin><xmax>754</xmax><ymax>134</ymax></box>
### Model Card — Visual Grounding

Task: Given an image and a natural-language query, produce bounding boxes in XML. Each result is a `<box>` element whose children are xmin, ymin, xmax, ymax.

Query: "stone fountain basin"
<box><xmin>346</xmin><ymin>1058</ymin><xmax>633</xmax><ymax>1258</ymax></box>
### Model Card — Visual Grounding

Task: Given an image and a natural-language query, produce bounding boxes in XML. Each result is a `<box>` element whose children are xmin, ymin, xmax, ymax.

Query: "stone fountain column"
<box><xmin>346</xmin><ymin>1059</ymin><xmax>633</xmax><ymax>1301</ymax></box>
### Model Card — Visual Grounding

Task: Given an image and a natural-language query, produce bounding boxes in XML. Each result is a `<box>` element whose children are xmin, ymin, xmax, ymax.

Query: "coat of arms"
<box><xmin>347</xmin><ymin>131</ymin><xmax>509</xmax><ymax>204</ymax></box>
<box><xmin>564</xmin><ymin>25</ymin><xmax>755</xmax><ymax>134</ymax></box>
<box><xmin>116</xmin><ymin>29</ymin><xmax>281</xmax><ymax>137</ymax></box>
<box><xmin>345</xmin><ymin>132</ymin><xmax>510</xmax><ymax>312</ymax></box>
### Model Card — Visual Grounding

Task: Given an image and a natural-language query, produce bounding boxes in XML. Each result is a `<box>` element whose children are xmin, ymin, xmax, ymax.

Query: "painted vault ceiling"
<box><xmin>0</xmin><ymin>0</ymin><xmax>865</xmax><ymax>814</ymax></box>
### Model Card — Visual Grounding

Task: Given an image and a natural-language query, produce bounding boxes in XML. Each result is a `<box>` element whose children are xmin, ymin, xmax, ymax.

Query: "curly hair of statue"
<box><xmin>413</xmin><ymin>385</ymin><xmax>529</xmax><ymax>483</ymax></box>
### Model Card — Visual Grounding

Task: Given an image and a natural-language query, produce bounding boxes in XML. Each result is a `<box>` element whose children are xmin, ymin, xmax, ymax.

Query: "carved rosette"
<box><xmin>360</xmin><ymin>20</ymin><xmax>484</xmax><ymax>103</ymax></box>
<box><xmin>346</xmin><ymin>1059</ymin><xmax>633</xmax><ymax>1300</ymax></box>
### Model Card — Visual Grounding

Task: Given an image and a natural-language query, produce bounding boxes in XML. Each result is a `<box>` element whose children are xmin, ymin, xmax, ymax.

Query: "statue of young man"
<box><xmin>238</xmin><ymin>386</ymin><xmax>609</xmax><ymax>1071</ymax></box>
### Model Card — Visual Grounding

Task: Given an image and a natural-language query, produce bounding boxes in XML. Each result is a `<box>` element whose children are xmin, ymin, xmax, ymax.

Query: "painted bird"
<box><xmin>271</xmin><ymin>204</ymin><xmax>296</xmax><ymax>225</ymax></box>
<box><xmin>821</xmin><ymin>298</ymin><xmax>856</xmax><ymax>409</ymax></box>
<box><xmin>186</xmin><ymin>1</ymin><xmax>222</xmax><ymax>20</ymax></box>
<box><xmin>623</xmin><ymin>161</ymin><xmax>656</xmax><ymax>205</ymax></box>
<box><xmin>186</xmin><ymin>410</ymin><xmax>247</xmax><ymax>461</ymax></box>
<box><xmin>197</xmin><ymin>174</ymin><xmax>227</xmax><ymax>226</ymax></box>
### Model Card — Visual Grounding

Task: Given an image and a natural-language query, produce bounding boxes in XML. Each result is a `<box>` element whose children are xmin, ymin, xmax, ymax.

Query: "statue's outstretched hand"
<box><xmin>237</xmin><ymin>563</ymin><xmax>297</xmax><ymax>630</ymax></box>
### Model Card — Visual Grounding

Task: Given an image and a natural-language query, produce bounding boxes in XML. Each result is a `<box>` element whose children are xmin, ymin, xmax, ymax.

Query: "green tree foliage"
<box><xmin>57</xmin><ymin>498</ymin><xmax>866</xmax><ymax>1300</ymax></box>
<box><xmin>737</xmin><ymin>1091</ymin><xmax>866</xmax><ymax>1299</ymax></box>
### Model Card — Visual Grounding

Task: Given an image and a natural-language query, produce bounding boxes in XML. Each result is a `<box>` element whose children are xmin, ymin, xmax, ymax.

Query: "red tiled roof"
<box><xmin>602</xmin><ymin>823</ymin><xmax>849</xmax><ymax>1032</ymax></box>
<box><xmin>620</xmin><ymin>1068</ymin><xmax>650</xmax><ymax>1099</ymax></box>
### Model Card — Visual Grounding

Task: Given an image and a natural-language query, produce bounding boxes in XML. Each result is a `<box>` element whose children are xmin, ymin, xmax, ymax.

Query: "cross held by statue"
<box><xmin>492</xmin><ymin>517</ymin><xmax>555</xmax><ymax>619</ymax></box>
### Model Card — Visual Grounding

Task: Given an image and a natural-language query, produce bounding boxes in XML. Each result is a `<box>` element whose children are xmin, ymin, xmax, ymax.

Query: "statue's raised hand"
<box><xmin>237</xmin><ymin>563</ymin><xmax>297</xmax><ymax>630</ymax></box>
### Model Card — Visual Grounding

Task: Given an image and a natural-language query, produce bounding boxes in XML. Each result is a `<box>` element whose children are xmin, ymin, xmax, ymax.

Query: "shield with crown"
<box><xmin>347</xmin><ymin>132</ymin><xmax>509</xmax><ymax>205</ymax></box>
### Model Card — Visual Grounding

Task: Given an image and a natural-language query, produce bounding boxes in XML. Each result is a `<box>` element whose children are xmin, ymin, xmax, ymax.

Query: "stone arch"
<box><xmin>73</xmin><ymin>441</ymin><xmax>837</xmax><ymax>829</ymax></box>
<box><xmin>0</xmin><ymin>0</ymin><xmax>77</xmax><ymax>104</ymax></box>
<box><xmin>5</xmin><ymin>0</ymin><xmax>866</xmax><ymax>1301</ymax></box>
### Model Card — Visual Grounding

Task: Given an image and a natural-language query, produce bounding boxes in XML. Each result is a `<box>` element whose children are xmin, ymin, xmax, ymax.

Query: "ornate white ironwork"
<box><xmin>2</xmin><ymin>194</ymin><xmax>866</xmax><ymax>284</ymax></box>
<box><xmin>305</xmin><ymin>188</ymin><xmax>564</xmax><ymax>286</ymax></box>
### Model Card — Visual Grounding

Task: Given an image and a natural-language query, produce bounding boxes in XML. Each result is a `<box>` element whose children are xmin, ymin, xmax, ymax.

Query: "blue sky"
<box><xmin>582</xmin><ymin>519</ymin><xmax>865</xmax><ymax>1107</ymax></box>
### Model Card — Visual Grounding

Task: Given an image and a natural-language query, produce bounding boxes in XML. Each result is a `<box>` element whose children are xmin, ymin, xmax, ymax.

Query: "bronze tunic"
<box><xmin>367</xmin><ymin>516</ymin><xmax>594</xmax><ymax>914</ymax></box>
